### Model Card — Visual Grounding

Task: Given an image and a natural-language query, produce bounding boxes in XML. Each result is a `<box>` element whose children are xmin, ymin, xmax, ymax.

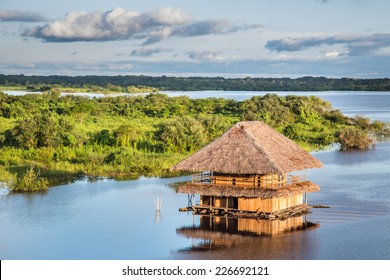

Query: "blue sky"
<box><xmin>1</xmin><ymin>0</ymin><xmax>389</xmax><ymax>77</ymax></box>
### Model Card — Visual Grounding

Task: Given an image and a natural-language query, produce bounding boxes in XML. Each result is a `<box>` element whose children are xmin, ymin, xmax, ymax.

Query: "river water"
<box><xmin>1</xmin><ymin>91</ymin><xmax>390</xmax><ymax>259</ymax></box>
<box><xmin>164</xmin><ymin>90</ymin><xmax>390</xmax><ymax>122</ymax></box>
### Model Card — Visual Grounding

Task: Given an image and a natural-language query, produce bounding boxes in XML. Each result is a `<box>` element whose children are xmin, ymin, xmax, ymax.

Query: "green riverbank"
<box><xmin>0</xmin><ymin>90</ymin><xmax>387</xmax><ymax>191</ymax></box>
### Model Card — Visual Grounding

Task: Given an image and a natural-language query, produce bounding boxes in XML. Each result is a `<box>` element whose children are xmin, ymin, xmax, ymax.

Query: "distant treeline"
<box><xmin>1</xmin><ymin>74</ymin><xmax>390</xmax><ymax>91</ymax></box>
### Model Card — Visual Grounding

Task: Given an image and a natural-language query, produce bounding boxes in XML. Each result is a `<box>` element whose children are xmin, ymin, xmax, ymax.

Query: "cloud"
<box><xmin>186</xmin><ymin>50</ymin><xmax>222</xmax><ymax>61</ymax></box>
<box><xmin>172</xmin><ymin>20</ymin><xmax>228</xmax><ymax>37</ymax></box>
<box><xmin>0</xmin><ymin>9</ymin><xmax>47</xmax><ymax>22</ymax></box>
<box><xmin>131</xmin><ymin>47</ymin><xmax>171</xmax><ymax>57</ymax></box>
<box><xmin>114</xmin><ymin>53</ymin><xmax>126</xmax><ymax>57</ymax></box>
<box><xmin>23</xmin><ymin>7</ymin><xmax>260</xmax><ymax>44</ymax></box>
<box><xmin>322</xmin><ymin>50</ymin><xmax>345</xmax><ymax>58</ymax></box>
<box><xmin>265</xmin><ymin>33</ymin><xmax>390</xmax><ymax>56</ymax></box>
<box><xmin>172</xmin><ymin>20</ymin><xmax>261</xmax><ymax>37</ymax></box>
<box><xmin>23</xmin><ymin>7</ymin><xmax>189</xmax><ymax>42</ymax></box>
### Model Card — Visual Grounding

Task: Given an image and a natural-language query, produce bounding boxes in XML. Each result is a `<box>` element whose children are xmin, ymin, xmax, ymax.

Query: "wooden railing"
<box><xmin>192</xmin><ymin>172</ymin><xmax>307</xmax><ymax>189</ymax></box>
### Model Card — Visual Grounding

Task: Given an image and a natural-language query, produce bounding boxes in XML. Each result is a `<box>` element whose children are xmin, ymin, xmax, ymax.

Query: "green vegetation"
<box><xmin>336</xmin><ymin>127</ymin><xmax>375</xmax><ymax>150</ymax></box>
<box><xmin>8</xmin><ymin>167</ymin><xmax>49</xmax><ymax>193</ymax></box>
<box><xmin>0</xmin><ymin>166</ymin><xmax>13</xmax><ymax>188</ymax></box>
<box><xmin>0</xmin><ymin>165</ymin><xmax>50</xmax><ymax>192</ymax></box>
<box><xmin>0</xmin><ymin>89</ymin><xmax>387</xmax><ymax>191</ymax></box>
<box><xmin>0</xmin><ymin>83</ymin><xmax>158</xmax><ymax>95</ymax></box>
<box><xmin>1</xmin><ymin>74</ymin><xmax>390</xmax><ymax>91</ymax></box>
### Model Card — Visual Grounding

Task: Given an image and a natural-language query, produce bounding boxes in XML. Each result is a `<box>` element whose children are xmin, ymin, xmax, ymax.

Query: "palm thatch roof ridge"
<box><xmin>171</xmin><ymin>121</ymin><xmax>322</xmax><ymax>175</ymax></box>
<box><xmin>177</xmin><ymin>181</ymin><xmax>320</xmax><ymax>198</ymax></box>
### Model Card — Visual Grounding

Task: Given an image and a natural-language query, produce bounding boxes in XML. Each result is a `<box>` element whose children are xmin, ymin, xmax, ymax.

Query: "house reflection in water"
<box><xmin>192</xmin><ymin>215</ymin><xmax>318</xmax><ymax>237</ymax></box>
<box><xmin>175</xmin><ymin>215</ymin><xmax>319</xmax><ymax>258</ymax></box>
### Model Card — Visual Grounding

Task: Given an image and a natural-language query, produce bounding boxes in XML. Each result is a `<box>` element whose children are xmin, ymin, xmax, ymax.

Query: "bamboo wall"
<box><xmin>200</xmin><ymin>193</ymin><xmax>303</xmax><ymax>213</ymax></box>
<box><xmin>214</xmin><ymin>175</ymin><xmax>256</xmax><ymax>187</ymax></box>
<box><xmin>238</xmin><ymin>193</ymin><xmax>303</xmax><ymax>213</ymax></box>
<box><xmin>259</xmin><ymin>174</ymin><xmax>286</xmax><ymax>189</ymax></box>
<box><xmin>201</xmin><ymin>196</ymin><xmax>237</xmax><ymax>209</ymax></box>
<box><xmin>212</xmin><ymin>173</ymin><xmax>286</xmax><ymax>189</ymax></box>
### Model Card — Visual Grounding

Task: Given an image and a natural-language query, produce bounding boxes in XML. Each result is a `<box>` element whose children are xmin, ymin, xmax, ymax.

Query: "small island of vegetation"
<box><xmin>0</xmin><ymin>82</ymin><xmax>388</xmax><ymax>192</ymax></box>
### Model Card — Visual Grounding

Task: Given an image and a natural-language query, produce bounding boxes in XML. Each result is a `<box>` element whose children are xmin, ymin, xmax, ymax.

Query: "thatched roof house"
<box><xmin>172</xmin><ymin>121</ymin><xmax>323</xmax><ymax>214</ymax></box>
<box><xmin>171</xmin><ymin>121</ymin><xmax>322</xmax><ymax>175</ymax></box>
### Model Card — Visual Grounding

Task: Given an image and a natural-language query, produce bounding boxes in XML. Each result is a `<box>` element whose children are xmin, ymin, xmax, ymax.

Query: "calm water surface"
<box><xmin>1</xmin><ymin>141</ymin><xmax>390</xmax><ymax>260</ymax></box>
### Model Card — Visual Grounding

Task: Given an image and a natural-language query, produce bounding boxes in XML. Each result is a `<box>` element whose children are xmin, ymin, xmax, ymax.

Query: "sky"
<box><xmin>0</xmin><ymin>0</ymin><xmax>389</xmax><ymax>78</ymax></box>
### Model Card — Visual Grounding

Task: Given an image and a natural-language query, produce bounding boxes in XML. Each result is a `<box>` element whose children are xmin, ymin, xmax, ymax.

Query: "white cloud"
<box><xmin>186</xmin><ymin>50</ymin><xmax>223</xmax><ymax>61</ymax></box>
<box><xmin>265</xmin><ymin>33</ymin><xmax>390</xmax><ymax>56</ymax></box>
<box><xmin>131</xmin><ymin>47</ymin><xmax>172</xmax><ymax>57</ymax></box>
<box><xmin>323</xmin><ymin>50</ymin><xmax>345</xmax><ymax>58</ymax></box>
<box><xmin>23</xmin><ymin>7</ymin><xmax>260</xmax><ymax>45</ymax></box>
<box><xmin>0</xmin><ymin>9</ymin><xmax>47</xmax><ymax>22</ymax></box>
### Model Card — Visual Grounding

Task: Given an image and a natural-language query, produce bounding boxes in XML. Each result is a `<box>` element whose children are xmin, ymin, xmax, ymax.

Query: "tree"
<box><xmin>90</xmin><ymin>129</ymin><xmax>115</xmax><ymax>146</ymax></box>
<box><xmin>155</xmin><ymin>116</ymin><xmax>207</xmax><ymax>153</ymax></box>
<box><xmin>143</xmin><ymin>93</ymin><xmax>170</xmax><ymax>117</ymax></box>
<box><xmin>1</xmin><ymin>100</ymin><xmax>27</xmax><ymax>118</ymax></box>
<box><xmin>114</xmin><ymin>123</ymin><xmax>144</xmax><ymax>149</ymax></box>
<box><xmin>353</xmin><ymin>115</ymin><xmax>371</xmax><ymax>130</ymax></box>
<box><xmin>241</xmin><ymin>94</ymin><xmax>294</xmax><ymax>131</ymax></box>
<box><xmin>12</xmin><ymin>117</ymin><xmax>38</xmax><ymax>148</ymax></box>
<box><xmin>197</xmin><ymin>114</ymin><xmax>234</xmax><ymax>141</ymax></box>
<box><xmin>11</xmin><ymin>112</ymin><xmax>74</xmax><ymax>148</ymax></box>
<box><xmin>336</xmin><ymin>127</ymin><xmax>375</xmax><ymax>150</ymax></box>
<box><xmin>70</xmin><ymin>100</ymin><xmax>95</xmax><ymax>123</ymax></box>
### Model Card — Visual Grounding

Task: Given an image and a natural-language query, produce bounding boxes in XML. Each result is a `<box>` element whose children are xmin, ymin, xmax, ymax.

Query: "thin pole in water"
<box><xmin>154</xmin><ymin>196</ymin><xmax>163</xmax><ymax>211</ymax></box>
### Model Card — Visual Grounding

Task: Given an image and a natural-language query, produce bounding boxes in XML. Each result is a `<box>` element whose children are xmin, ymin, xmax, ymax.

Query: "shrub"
<box><xmin>336</xmin><ymin>127</ymin><xmax>375</xmax><ymax>150</ymax></box>
<box><xmin>0</xmin><ymin>166</ymin><xmax>13</xmax><ymax>188</ymax></box>
<box><xmin>9</xmin><ymin>167</ymin><xmax>49</xmax><ymax>192</ymax></box>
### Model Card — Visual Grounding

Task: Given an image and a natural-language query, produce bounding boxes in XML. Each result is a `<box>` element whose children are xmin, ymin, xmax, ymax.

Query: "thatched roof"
<box><xmin>177</xmin><ymin>181</ymin><xmax>320</xmax><ymax>198</ymax></box>
<box><xmin>171</xmin><ymin>121</ymin><xmax>322</xmax><ymax>175</ymax></box>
